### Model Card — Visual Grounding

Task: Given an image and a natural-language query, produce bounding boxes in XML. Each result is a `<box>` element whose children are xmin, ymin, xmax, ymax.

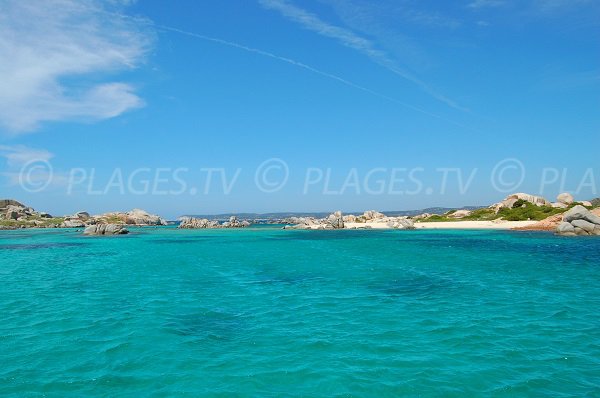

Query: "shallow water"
<box><xmin>1</xmin><ymin>227</ymin><xmax>599</xmax><ymax>396</ymax></box>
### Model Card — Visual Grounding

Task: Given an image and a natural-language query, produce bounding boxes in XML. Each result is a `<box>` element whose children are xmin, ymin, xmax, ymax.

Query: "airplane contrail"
<box><xmin>155</xmin><ymin>24</ymin><xmax>466</xmax><ymax>127</ymax></box>
<box><xmin>106</xmin><ymin>11</ymin><xmax>466</xmax><ymax>128</ymax></box>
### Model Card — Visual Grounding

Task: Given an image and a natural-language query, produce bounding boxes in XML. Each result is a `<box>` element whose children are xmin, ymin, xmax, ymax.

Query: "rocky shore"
<box><xmin>178</xmin><ymin>216</ymin><xmax>251</xmax><ymax>229</ymax></box>
<box><xmin>283</xmin><ymin>210</ymin><xmax>415</xmax><ymax>230</ymax></box>
<box><xmin>0</xmin><ymin>199</ymin><xmax>166</xmax><ymax>231</ymax></box>
<box><xmin>2</xmin><ymin>192</ymin><xmax>598</xmax><ymax>236</ymax></box>
<box><xmin>556</xmin><ymin>206</ymin><xmax>600</xmax><ymax>236</ymax></box>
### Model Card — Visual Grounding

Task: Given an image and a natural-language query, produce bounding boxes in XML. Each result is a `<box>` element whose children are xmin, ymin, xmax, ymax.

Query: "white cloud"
<box><xmin>0</xmin><ymin>145</ymin><xmax>71</xmax><ymax>189</ymax></box>
<box><xmin>0</xmin><ymin>145</ymin><xmax>53</xmax><ymax>168</ymax></box>
<box><xmin>259</xmin><ymin>0</ymin><xmax>467</xmax><ymax>111</ymax></box>
<box><xmin>0</xmin><ymin>0</ymin><xmax>152</xmax><ymax>133</ymax></box>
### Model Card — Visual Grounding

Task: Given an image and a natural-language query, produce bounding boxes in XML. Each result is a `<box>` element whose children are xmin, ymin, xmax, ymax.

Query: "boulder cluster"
<box><xmin>489</xmin><ymin>192</ymin><xmax>594</xmax><ymax>214</ymax></box>
<box><xmin>0</xmin><ymin>198</ymin><xmax>166</xmax><ymax>234</ymax></box>
<box><xmin>178</xmin><ymin>216</ymin><xmax>251</xmax><ymax>229</ymax></box>
<box><xmin>92</xmin><ymin>209</ymin><xmax>167</xmax><ymax>226</ymax></box>
<box><xmin>556</xmin><ymin>205</ymin><xmax>600</xmax><ymax>236</ymax></box>
<box><xmin>0</xmin><ymin>200</ymin><xmax>56</xmax><ymax>229</ymax></box>
<box><xmin>283</xmin><ymin>210</ymin><xmax>415</xmax><ymax>230</ymax></box>
<box><xmin>491</xmin><ymin>193</ymin><xmax>551</xmax><ymax>213</ymax></box>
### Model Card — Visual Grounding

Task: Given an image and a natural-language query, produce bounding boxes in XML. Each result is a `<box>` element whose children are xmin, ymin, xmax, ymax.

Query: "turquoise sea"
<box><xmin>1</xmin><ymin>226</ymin><xmax>599</xmax><ymax>397</ymax></box>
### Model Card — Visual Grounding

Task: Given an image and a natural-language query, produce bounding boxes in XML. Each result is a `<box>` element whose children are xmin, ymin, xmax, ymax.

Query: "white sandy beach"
<box><xmin>343</xmin><ymin>220</ymin><xmax>538</xmax><ymax>230</ymax></box>
<box><xmin>414</xmin><ymin>220</ymin><xmax>538</xmax><ymax>230</ymax></box>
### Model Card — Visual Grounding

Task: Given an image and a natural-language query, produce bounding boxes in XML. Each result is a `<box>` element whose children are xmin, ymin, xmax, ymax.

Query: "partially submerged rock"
<box><xmin>83</xmin><ymin>224</ymin><xmax>129</xmax><ymax>236</ymax></box>
<box><xmin>556</xmin><ymin>205</ymin><xmax>600</xmax><ymax>236</ymax></box>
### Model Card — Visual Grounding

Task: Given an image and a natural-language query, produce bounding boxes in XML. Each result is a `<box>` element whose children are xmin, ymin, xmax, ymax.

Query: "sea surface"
<box><xmin>1</xmin><ymin>226</ymin><xmax>599</xmax><ymax>397</ymax></box>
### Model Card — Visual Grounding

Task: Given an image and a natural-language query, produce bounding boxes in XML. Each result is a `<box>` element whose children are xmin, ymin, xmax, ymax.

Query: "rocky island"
<box><xmin>178</xmin><ymin>216</ymin><xmax>251</xmax><ymax>229</ymax></box>
<box><xmin>282</xmin><ymin>210</ymin><xmax>415</xmax><ymax>230</ymax></box>
<box><xmin>0</xmin><ymin>199</ymin><xmax>166</xmax><ymax>235</ymax></box>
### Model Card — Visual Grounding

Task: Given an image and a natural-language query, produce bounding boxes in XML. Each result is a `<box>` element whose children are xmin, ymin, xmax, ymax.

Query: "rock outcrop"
<box><xmin>83</xmin><ymin>224</ymin><xmax>129</xmax><ymax>236</ymax></box>
<box><xmin>61</xmin><ymin>219</ymin><xmax>86</xmax><ymax>228</ymax></box>
<box><xmin>325</xmin><ymin>211</ymin><xmax>345</xmax><ymax>229</ymax></box>
<box><xmin>491</xmin><ymin>193</ymin><xmax>550</xmax><ymax>213</ymax></box>
<box><xmin>413</xmin><ymin>213</ymin><xmax>432</xmax><ymax>220</ymax></box>
<box><xmin>2</xmin><ymin>203</ymin><xmax>40</xmax><ymax>220</ymax></box>
<box><xmin>0</xmin><ymin>199</ymin><xmax>25</xmax><ymax>209</ymax></box>
<box><xmin>178</xmin><ymin>216</ymin><xmax>251</xmax><ymax>229</ymax></box>
<box><xmin>556</xmin><ymin>205</ymin><xmax>600</xmax><ymax>236</ymax></box>
<box><xmin>515</xmin><ymin>213</ymin><xmax>563</xmax><ymax>231</ymax></box>
<box><xmin>449</xmin><ymin>209</ymin><xmax>472</xmax><ymax>219</ymax></box>
<box><xmin>0</xmin><ymin>199</ymin><xmax>169</xmax><ymax>230</ymax></box>
<box><xmin>222</xmin><ymin>216</ymin><xmax>251</xmax><ymax>228</ymax></box>
<box><xmin>342</xmin><ymin>214</ymin><xmax>357</xmax><ymax>223</ymax></box>
<box><xmin>284</xmin><ymin>211</ymin><xmax>414</xmax><ymax>230</ymax></box>
<box><xmin>556</xmin><ymin>193</ymin><xmax>574</xmax><ymax>206</ymax></box>
<box><xmin>0</xmin><ymin>199</ymin><xmax>61</xmax><ymax>228</ymax></box>
<box><xmin>94</xmin><ymin>209</ymin><xmax>167</xmax><ymax>226</ymax></box>
<box><xmin>386</xmin><ymin>218</ymin><xmax>415</xmax><ymax>230</ymax></box>
<box><xmin>178</xmin><ymin>217</ymin><xmax>220</xmax><ymax>229</ymax></box>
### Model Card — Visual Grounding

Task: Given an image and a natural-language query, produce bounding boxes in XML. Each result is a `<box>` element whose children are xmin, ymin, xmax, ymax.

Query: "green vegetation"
<box><xmin>102</xmin><ymin>215</ymin><xmax>125</xmax><ymax>224</ymax></box>
<box><xmin>416</xmin><ymin>203</ymin><xmax>583</xmax><ymax>223</ymax></box>
<box><xmin>591</xmin><ymin>198</ymin><xmax>600</xmax><ymax>208</ymax></box>
<box><xmin>496</xmin><ymin>203</ymin><xmax>563</xmax><ymax>221</ymax></box>
<box><xmin>0</xmin><ymin>217</ymin><xmax>65</xmax><ymax>228</ymax></box>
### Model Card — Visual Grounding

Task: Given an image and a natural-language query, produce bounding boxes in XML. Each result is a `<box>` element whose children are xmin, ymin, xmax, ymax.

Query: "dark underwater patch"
<box><xmin>164</xmin><ymin>310</ymin><xmax>247</xmax><ymax>341</ymax></box>
<box><xmin>244</xmin><ymin>269</ymin><xmax>325</xmax><ymax>286</ymax></box>
<box><xmin>369</xmin><ymin>272</ymin><xmax>455</xmax><ymax>299</ymax></box>
<box><xmin>152</xmin><ymin>236</ymin><xmax>220</xmax><ymax>244</ymax></box>
<box><xmin>0</xmin><ymin>242</ymin><xmax>88</xmax><ymax>250</ymax></box>
<box><xmin>269</xmin><ymin>229</ymin><xmax>392</xmax><ymax>241</ymax></box>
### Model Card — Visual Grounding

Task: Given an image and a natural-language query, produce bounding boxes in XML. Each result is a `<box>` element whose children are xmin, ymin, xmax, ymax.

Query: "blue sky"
<box><xmin>0</xmin><ymin>0</ymin><xmax>599</xmax><ymax>217</ymax></box>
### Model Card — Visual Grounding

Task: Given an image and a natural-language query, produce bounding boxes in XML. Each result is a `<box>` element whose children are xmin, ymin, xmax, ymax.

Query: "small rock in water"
<box><xmin>83</xmin><ymin>224</ymin><xmax>129</xmax><ymax>236</ymax></box>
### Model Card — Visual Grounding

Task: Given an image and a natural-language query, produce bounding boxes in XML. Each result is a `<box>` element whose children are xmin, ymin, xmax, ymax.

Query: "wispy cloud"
<box><xmin>259</xmin><ymin>0</ymin><xmax>467</xmax><ymax>111</ymax></box>
<box><xmin>0</xmin><ymin>145</ymin><xmax>69</xmax><ymax>188</ymax></box>
<box><xmin>0</xmin><ymin>0</ymin><xmax>152</xmax><ymax>134</ymax></box>
<box><xmin>468</xmin><ymin>0</ymin><xmax>506</xmax><ymax>9</ymax></box>
<box><xmin>0</xmin><ymin>145</ymin><xmax>53</xmax><ymax>168</ymax></box>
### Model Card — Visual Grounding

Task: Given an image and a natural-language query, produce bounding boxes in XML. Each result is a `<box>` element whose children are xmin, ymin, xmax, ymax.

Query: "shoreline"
<box><xmin>308</xmin><ymin>220</ymin><xmax>539</xmax><ymax>230</ymax></box>
<box><xmin>1</xmin><ymin>220</ymin><xmax>540</xmax><ymax>232</ymax></box>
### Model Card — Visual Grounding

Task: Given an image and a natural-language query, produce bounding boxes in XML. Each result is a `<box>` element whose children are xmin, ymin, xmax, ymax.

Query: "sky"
<box><xmin>0</xmin><ymin>0</ymin><xmax>599</xmax><ymax>218</ymax></box>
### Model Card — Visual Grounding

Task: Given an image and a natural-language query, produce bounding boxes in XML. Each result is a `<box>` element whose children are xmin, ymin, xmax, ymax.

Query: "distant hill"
<box><xmin>182</xmin><ymin>206</ymin><xmax>484</xmax><ymax>222</ymax></box>
<box><xmin>591</xmin><ymin>198</ymin><xmax>600</xmax><ymax>207</ymax></box>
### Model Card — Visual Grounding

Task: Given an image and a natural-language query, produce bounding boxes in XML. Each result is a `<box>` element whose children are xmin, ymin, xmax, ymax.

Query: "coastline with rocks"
<box><xmin>0</xmin><ymin>200</ymin><xmax>166</xmax><ymax>233</ymax></box>
<box><xmin>2</xmin><ymin>192</ymin><xmax>599</xmax><ymax>237</ymax></box>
